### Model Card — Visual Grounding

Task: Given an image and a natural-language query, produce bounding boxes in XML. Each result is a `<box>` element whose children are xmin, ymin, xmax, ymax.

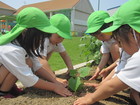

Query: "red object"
<box><xmin>10</xmin><ymin>84</ymin><xmax>25</xmax><ymax>97</ymax></box>
<box><xmin>2</xmin><ymin>93</ymin><xmax>15</xmax><ymax>98</ymax></box>
<box><xmin>0</xmin><ymin>20</ymin><xmax>6</xmax><ymax>22</ymax></box>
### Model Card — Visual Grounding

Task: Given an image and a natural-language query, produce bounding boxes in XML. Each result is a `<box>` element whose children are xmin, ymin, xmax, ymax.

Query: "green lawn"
<box><xmin>48</xmin><ymin>37</ymin><xmax>91</xmax><ymax>71</ymax></box>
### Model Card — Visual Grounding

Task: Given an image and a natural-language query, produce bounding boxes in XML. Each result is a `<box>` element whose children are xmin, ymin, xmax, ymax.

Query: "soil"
<box><xmin>0</xmin><ymin>70</ymin><xmax>137</xmax><ymax>105</ymax></box>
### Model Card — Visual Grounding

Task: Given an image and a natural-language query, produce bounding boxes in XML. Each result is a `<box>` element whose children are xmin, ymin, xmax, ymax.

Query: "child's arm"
<box><xmin>130</xmin><ymin>89</ymin><xmax>140</xmax><ymax>105</ymax></box>
<box><xmin>99</xmin><ymin>59</ymin><xmax>118</xmax><ymax>79</ymax></box>
<box><xmin>74</xmin><ymin>76</ymin><xmax>128</xmax><ymax>105</ymax></box>
<box><xmin>38</xmin><ymin>57</ymin><xmax>68</xmax><ymax>86</ymax></box>
<box><xmin>89</xmin><ymin>53</ymin><xmax>110</xmax><ymax>80</ymax></box>
<box><xmin>85</xmin><ymin>69</ymin><xmax>115</xmax><ymax>89</ymax></box>
<box><xmin>35</xmin><ymin>67</ymin><xmax>57</xmax><ymax>83</ymax></box>
<box><xmin>33</xmin><ymin>78</ymin><xmax>72</xmax><ymax>97</ymax></box>
<box><xmin>35</xmin><ymin>66</ymin><xmax>67</xmax><ymax>87</ymax></box>
<box><xmin>59</xmin><ymin>51</ymin><xmax>74</xmax><ymax>73</ymax></box>
<box><xmin>38</xmin><ymin>57</ymin><xmax>55</xmax><ymax>78</ymax></box>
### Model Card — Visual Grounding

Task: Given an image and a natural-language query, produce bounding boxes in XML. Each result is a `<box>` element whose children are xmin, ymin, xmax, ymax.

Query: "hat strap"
<box><xmin>132</xmin><ymin>29</ymin><xmax>140</xmax><ymax>49</ymax></box>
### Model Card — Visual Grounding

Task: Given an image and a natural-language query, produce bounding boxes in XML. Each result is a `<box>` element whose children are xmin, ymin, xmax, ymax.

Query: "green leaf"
<box><xmin>68</xmin><ymin>77</ymin><xmax>82</xmax><ymax>92</ymax></box>
<box><xmin>78</xmin><ymin>67</ymin><xmax>91</xmax><ymax>78</ymax></box>
<box><xmin>69</xmin><ymin>70</ymin><xmax>78</xmax><ymax>77</ymax></box>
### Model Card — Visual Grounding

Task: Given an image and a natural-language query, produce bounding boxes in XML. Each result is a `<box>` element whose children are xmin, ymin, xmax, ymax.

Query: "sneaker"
<box><xmin>10</xmin><ymin>84</ymin><xmax>25</xmax><ymax>97</ymax></box>
<box><xmin>0</xmin><ymin>92</ymin><xmax>15</xmax><ymax>98</ymax></box>
<box><xmin>3</xmin><ymin>93</ymin><xmax>15</xmax><ymax>98</ymax></box>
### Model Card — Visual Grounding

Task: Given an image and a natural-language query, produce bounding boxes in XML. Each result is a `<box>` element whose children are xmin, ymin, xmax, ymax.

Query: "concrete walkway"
<box><xmin>55</xmin><ymin>60</ymin><xmax>93</xmax><ymax>75</ymax></box>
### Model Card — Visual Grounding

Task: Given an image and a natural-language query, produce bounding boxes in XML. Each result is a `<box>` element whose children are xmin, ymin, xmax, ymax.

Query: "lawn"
<box><xmin>48</xmin><ymin>36</ymin><xmax>92</xmax><ymax>71</ymax></box>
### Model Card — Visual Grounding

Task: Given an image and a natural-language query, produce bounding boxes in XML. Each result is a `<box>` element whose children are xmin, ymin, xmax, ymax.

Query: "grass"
<box><xmin>48</xmin><ymin>37</ymin><xmax>92</xmax><ymax>71</ymax></box>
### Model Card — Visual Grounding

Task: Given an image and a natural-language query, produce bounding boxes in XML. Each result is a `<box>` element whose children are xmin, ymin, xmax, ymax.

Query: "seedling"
<box><xmin>68</xmin><ymin>67</ymin><xmax>91</xmax><ymax>92</ymax></box>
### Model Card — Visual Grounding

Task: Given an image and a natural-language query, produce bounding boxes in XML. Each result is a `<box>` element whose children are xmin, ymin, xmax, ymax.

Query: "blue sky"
<box><xmin>90</xmin><ymin>0</ymin><xmax>128</xmax><ymax>11</ymax></box>
<box><xmin>1</xmin><ymin>0</ymin><xmax>128</xmax><ymax>11</ymax></box>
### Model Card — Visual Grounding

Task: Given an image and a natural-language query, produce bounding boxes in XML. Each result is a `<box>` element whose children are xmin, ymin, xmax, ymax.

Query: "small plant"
<box><xmin>79</xmin><ymin>35</ymin><xmax>102</xmax><ymax>65</ymax></box>
<box><xmin>68</xmin><ymin>67</ymin><xmax>91</xmax><ymax>92</ymax></box>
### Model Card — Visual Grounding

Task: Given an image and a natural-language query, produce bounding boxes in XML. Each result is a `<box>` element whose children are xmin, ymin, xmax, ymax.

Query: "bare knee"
<box><xmin>0</xmin><ymin>65</ymin><xmax>10</xmax><ymax>84</ymax></box>
<box><xmin>0</xmin><ymin>71</ymin><xmax>17</xmax><ymax>91</ymax></box>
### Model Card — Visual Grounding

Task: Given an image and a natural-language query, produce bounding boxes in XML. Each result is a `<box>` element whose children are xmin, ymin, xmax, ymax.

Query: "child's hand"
<box><xmin>53</xmin><ymin>84</ymin><xmax>72</xmax><ymax>97</ymax></box>
<box><xmin>55</xmin><ymin>80</ymin><xmax>68</xmax><ymax>87</ymax></box>
<box><xmin>99</xmin><ymin>69</ymin><xmax>109</xmax><ymax>80</ymax></box>
<box><xmin>89</xmin><ymin>69</ymin><xmax>100</xmax><ymax>80</ymax></box>
<box><xmin>84</xmin><ymin>83</ymin><xmax>99</xmax><ymax>90</ymax></box>
<box><xmin>56</xmin><ymin>77</ymin><xmax>68</xmax><ymax>87</ymax></box>
<box><xmin>74</xmin><ymin>93</ymin><xmax>94</xmax><ymax>105</ymax></box>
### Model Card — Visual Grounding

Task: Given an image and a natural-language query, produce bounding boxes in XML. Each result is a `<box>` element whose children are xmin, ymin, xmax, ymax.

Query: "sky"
<box><xmin>0</xmin><ymin>0</ymin><xmax>128</xmax><ymax>11</ymax></box>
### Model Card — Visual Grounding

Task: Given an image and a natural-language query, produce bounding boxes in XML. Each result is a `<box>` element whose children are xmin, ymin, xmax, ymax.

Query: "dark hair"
<box><xmin>90</xmin><ymin>22</ymin><xmax>112</xmax><ymax>36</ymax></box>
<box><xmin>112</xmin><ymin>24</ymin><xmax>131</xmax><ymax>44</ymax></box>
<box><xmin>100</xmin><ymin>22</ymin><xmax>112</xmax><ymax>31</ymax></box>
<box><xmin>12</xmin><ymin>28</ymin><xmax>51</xmax><ymax>57</ymax></box>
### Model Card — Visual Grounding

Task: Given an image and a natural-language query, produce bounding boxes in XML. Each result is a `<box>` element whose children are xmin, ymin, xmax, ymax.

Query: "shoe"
<box><xmin>10</xmin><ymin>84</ymin><xmax>25</xmax><ymax>97</ymax></box>
<box><xmin>0</xmin><ymin>92</ymin><xmax>15</xmax><ymax>98</ymax></box>
<box><xmin>2</xmin><ymin>93</ymin><xmax>15</xmax><ymax>98</ymax></box>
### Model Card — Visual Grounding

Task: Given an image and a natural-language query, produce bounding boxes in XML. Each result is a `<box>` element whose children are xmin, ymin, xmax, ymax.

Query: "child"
<box><xmin>86</xmin><ymin>11</ymin><xmax>120</xmax><ymax>80</ymax></box>
<box><xmin>0</xmin><ymin>7</ymin><xmax>72</xmax><ymax>98</ymax></box>
<box><xmin>85</xmin><ymin>50</ymin><xmax>131</xmax><ymax>90</ymax></box>
<box><xmin>74</xmin><ymin>0</ymin><xmax>140</xmax><ymax>104</ymax></box>
<box><xmin>39</xmin><ymin>14</ymin><xmax>73</xmax><ymax>82</ymax></box>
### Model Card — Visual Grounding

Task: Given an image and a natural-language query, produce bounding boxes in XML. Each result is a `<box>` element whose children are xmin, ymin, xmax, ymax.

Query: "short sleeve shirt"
<box><xmin>115</xmin><ymin>50</ymin><xmax>131</xmax><ymax>73</ymax></box>
<box><xmin>100</xmin><ymin>38</ymin><xmax>116</xmax><ymax>53</ymax></box>
<box><xmin>0</xmin><ymin>43</ymin><xmax>41</xmax><ymax>87</ymax></box>
<box><xmin>117</xmin><ymin>49</ymin><xmax>140</xmax><ymax>92</ymax></box>
<box><xmin>40</xmin><ymin>38</ymin><xmax>65</xmax><ymax>57</ymax></box>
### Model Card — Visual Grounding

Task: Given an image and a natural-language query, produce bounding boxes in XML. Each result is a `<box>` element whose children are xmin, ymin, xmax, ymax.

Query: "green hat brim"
<box><xmin>102</xmin><ymin>25</ymin><xmax>121</xmax><ymax>33</ymax></box>
<box><xmin>0</xmin><ymin>25</ymin><xmax>25</xmax><ymax>45</ymax></box>
<box><xmin>37</xmin><ymin>25</ymin><xmax>58</xmax><ymax>34</ymax></box>
<box><xmin>86</xmin><ymin>25</ymin><xmax>102</xmax><ymax>34</ymax></box>
<box><xmin>57</xmin><ymin>31</ymin><xmax>72</xmax><ymax>39</ymax></box>
<box><xmin>0</xmin><ymin>24</ymin><xmax>58</xmax><ymax>45</ymax></box>
<box><xmin>129</xmin><ymin>24</ymin><xmax>140</xmax><ymax>33</ymax></box>
<box><xmin>104</xmin><ymin>17</ymin><xmax>114</xmax><ymax>23</ymax></box>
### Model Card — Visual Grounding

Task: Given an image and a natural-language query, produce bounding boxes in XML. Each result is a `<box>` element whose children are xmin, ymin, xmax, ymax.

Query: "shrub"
<box><xmin>79</xmin><ymin>35</ymin><xmax>102</xmax><ymax>65</ymax></box>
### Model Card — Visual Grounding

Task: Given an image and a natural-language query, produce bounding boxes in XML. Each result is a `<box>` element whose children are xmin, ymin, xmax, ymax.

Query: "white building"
<box><xmin>107</xmin><ymin>6</ymin><xmax>120</xmax><ymax>16</ymax></box>
<box><xmin>16</xmin><ymin>0</ymin><xmax>94</xmax><ymax>36</ymax></box>
<box><xmin>0</xmin><ymin>1</ymin><xmax>16</xmax><ymax>32</ymax></box>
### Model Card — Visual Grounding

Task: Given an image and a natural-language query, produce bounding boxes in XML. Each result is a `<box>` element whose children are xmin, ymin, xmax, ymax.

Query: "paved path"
<box><xmin>55</xmin><ymin>60</ymin><xmax>93</xmax><ymax>75</ymax></box>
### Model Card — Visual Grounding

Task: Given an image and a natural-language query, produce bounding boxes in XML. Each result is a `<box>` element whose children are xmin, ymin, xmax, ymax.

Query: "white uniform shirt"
<box><xmin>0</xmin><ymin>43</ymin><xmax>42</xmax><ymax>87</ymax></box>
<box><xmin>100</xmin><ymin>38</ymin><xmax>116</xmax><ymax>53</ymax></box>
<box><xmin>115</xmin><ymin>50</ymin><xmax>131</xmax><ymax>73</ymax></box>
<box><xmin>117</xmin><ymin>49</ymin><xmax>140</xmax><ymax>92</ymax></box>
<box><xmin>112</xmin><ymin>50</ymin><xmax>131</xmax><ymax>78</ymax></box>
<box><xmin>41</xmin><ymin>38</ymin><xmax>65</xmax><ymax>57</ymax></box>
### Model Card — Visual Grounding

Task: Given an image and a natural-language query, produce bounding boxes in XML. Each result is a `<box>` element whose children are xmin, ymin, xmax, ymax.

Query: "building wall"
<box><xmin>71</xmin><ymin>0</ymin><xmax>94</xmax><ymax>35</ymax></box>
<box><xmin>75</xmin><ymin>0</ymin><xmax>93</xmax><ymax>14</ymax></box>
<box><xmin>54</xmin><ymin>9</ymin><xmax>71</xmax><ymax>20</ymax></box>
<box><xmin>107</xmin><ymin>6</ymin><xmax>120</xmax><ymax>16</ymax></box>
<box><xmin>0</xmin><ymin>9</ymin><xmax>15</xmax><ymax>16</ymax></box>
<box><xmin>0</xmin><ymin>9</ymin><xmax>16</xmax><ymax>32</ymax></box>
<box><xmin>74</xmin><ymin>24</ymin><xmax>87</xmax><ymax>36</ymax></box>
<box><xmin>74</xmin><ymin>10</ymin><xmax>89</xmax><ymax>21</ymax></box>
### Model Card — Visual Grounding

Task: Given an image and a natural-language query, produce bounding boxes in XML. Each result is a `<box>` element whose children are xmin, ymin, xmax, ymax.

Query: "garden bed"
<box><xmin>0</xmin><ymin>70</ymin><xmax>136</xmax><ymax>105</ymax></box>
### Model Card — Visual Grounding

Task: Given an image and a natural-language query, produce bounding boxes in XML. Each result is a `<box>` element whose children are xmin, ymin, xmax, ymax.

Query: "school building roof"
<box><xmin>0</xmin><ymin>1</ymin><xmax>16</xmax><ymax>11</ymax></box>
<box><xmin>15</xmin><ymin>0</ymin><xmax>80</xmax><ymax>14</ymax></box>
